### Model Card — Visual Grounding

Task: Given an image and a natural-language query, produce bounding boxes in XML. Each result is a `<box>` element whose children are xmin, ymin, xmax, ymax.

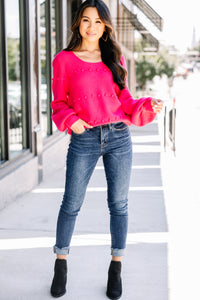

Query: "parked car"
<box><xmin>173</xmin><ymin>65</ymin><xmax>189</xmax><ymax>79</ymax></box>
<box><xmin>9</xmin><ymin>103</ymin><xmax>21</xmax><ymax>129</ymax></box>
<box><xmin>8</xmin><ymin>83</ymin><xmax>22</xmax><ymax>129</ymax></box>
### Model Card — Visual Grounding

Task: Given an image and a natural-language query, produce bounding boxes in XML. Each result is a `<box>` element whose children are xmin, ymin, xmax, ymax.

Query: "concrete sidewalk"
<box><xmin>0</xmin><ymin>120</ymin><xmax>168</xmax><ymax>300</ymax></box>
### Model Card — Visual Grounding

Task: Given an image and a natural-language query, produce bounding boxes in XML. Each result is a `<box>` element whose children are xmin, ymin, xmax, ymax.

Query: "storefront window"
<box><xmin>52</xmin><ymin>0</ymin><xmax>56</xmax><ymax>58</ymax></box>
<box><xmin>6</xmin><ymin>0</ymin><xmax>22</xmax><ymax>159</ymax></box>
<box><xmin>0</xmin><ymin>99</ymin><xmax>2</xmax><ymax>162</ymax></box>
<box><xmin>51</xmin><ymin>0</ymin><xmax>57</xmax><ymax>133</ymax></box>
<box><xmin>40</xmin><ymin>0</ymin><xmax>58</xmax><ymax>136</ymax></box>
<box><xmin>40</xmin><ymin>0</ymin><xmax>48</xmax><ymax>137</ymax></box>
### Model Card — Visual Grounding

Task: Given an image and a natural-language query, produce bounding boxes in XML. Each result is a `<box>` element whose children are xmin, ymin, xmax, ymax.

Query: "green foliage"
<box><xmin>136</xmin><ymin>57</ymin><xmax>156</xmax><ymax>90</ymax></box>
<box><xmin>40</xmin><ymin>37</ymin><xmax>47</xmax><ymax>83</ymax></box>
<box><xmin>155</xmin><ymin>48</ymin><xmax>176</xmax><ymax>78</ymax></box>
<box><xmin>135</xmin><ymin>42</ymin><xmax>176</xmax><ymax>90</ymax></box>
<box><xmin>134</xmin><ymin>38</ymin><xmax>148</xmax><ymax>53</ymax></box>
<box><xmin>157</xmin><ymin>56</ymin><xmax>174</xmax><ymax>78</ymax></box>
<box><xmin>7</xmin><ymin>38</ymin><xmax>20</xmax><ymax>81</ymax></box>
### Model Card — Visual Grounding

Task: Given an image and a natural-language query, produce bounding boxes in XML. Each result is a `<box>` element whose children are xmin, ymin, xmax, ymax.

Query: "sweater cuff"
<box><xmin>65</xmin><ymin>114</ymin><xmax>80</xmax><ymax>128</ymax></box>
<box><xmin>143</xmin><ymin>98</ymin><xmax>154</xmax><ymax>112</ymax></box>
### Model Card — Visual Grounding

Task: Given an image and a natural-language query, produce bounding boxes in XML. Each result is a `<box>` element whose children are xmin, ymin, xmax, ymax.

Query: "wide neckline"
<box><xmin>71</xmin><ymin>51</ymin><xmax>103</xmax><ymax>64</ymax></box>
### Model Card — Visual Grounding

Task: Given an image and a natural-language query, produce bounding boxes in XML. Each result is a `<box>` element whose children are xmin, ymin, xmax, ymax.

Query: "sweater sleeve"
<box><xmin>119</xmin><ymin>55</ymin><xmax>156</xmax><ymax>126</ymax></box>
<box><xmin>51</xmin><ymin>53</ymin><xmax>79</xmax><ymax>132</ymax></box>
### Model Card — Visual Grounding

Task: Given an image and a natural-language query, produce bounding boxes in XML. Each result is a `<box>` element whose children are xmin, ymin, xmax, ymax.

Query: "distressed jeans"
<box><xmin>54</xmin><ymin>122</ymin><xmax>132</xmax><ymax>257</ymax></box>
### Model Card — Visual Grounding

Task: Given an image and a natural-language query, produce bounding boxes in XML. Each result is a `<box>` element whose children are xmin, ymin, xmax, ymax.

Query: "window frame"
<box><xmin>0</xmin><ymin>0</ymin><xmax>31</xmax><ymax>165</ymax></box>
<box><xmin>19</xmin><ymin>0</ymin><xmax>32</xmax><ymax>151</ymax></box>
<box><xmin>45</xmin><ymin>0</ymin><xmax>53</xmax><ymax>136</ymax></box>
<box><xmin>0</xmin><ymin>0</ymin><xmax>9</xmax><ymax>162</ymax></box>
<box><xmin>0</xmin><ymin>0</ymin><xmax>67</xmax><ymax>167</ymax></box>
<box><xmin>41</xmin><ymin>0</ymin><xmax>62</xmax><ymax>137</ymax></box>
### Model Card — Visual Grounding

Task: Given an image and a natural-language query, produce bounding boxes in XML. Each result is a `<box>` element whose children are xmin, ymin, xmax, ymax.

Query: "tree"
<box><xmin>7</xmin><ymin>37</ymin><xmax>20</xmax><ymax>81</ymax></box>
<box><xmin>156</xmin><ymin>55</ymin><xmax>174</xmax><ymax>78</ymax></box>
<box><xmin>136</xmin><ymin>56</ymin><xmax>156</xmax><ymax>90</ymax></box>
<box><xmin>135</xmin><ymin>43</ymin><xmax>176</xmax><ymax>90</ymax></box>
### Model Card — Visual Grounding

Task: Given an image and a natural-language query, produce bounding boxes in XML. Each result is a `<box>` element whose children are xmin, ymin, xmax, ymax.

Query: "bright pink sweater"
<box><xmin>51</xmin><ymin>50</ymin><xmax>156</xmax><ymax>134</ymax></box>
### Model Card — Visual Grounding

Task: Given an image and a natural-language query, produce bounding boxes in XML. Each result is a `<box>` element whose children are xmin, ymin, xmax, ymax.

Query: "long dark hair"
<box><xmin>64</xmin><ymin>0</ymin><xmax>127</xmax><ymax>90</ymax></box>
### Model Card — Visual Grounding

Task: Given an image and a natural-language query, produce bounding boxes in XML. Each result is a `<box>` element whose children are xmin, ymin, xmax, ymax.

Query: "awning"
<box><xmin>130</xmin><ymin>0</ymin><xmax>163</xmax><ymax>31</ymax></box>
<box><xmin>125</xmin><ymin>10</ymin><xmax>159</xmax><ymax>50</ymax></box>
<box><xmin>114</xmin><ymin>1</ymin><xmax>163</xmax><ymax>52</ymax></box>
<box><xmin>113</xmin><ymin>11</ymin><xmax>159</xmax><ymax>51</ymax></box>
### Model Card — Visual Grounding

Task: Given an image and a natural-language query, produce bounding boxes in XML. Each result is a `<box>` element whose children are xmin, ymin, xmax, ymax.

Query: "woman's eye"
<box><xmin>96</xmin><ymin>21</ymin><xmax>101</xmax><ymax>24</ymax></box>
<box><xmin>83</xmin><ymin>19</ymin><xmax>89</xmax><ymax>22</ymax></box>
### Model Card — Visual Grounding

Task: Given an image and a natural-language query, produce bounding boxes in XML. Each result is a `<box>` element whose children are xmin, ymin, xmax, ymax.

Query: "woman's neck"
<box><xmin>77</xmin><ymin>40</ymin><xmax>100</xmax><ymax>53</ymax></box>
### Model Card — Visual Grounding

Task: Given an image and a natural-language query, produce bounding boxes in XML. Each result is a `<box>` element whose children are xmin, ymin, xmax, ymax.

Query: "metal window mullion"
<box><xmin>46</xmin><ymin>0</ymin><xmax>53</xmax><ymax>136</ymax></box>
<box><xmin>0</xmin><ymin>0</ymin><xmax>9</xmax><ymax>161</ymax></box>
<box><xmin>122</xmin><ymin>9</ymin><xmax>125</xmax><ymax>46</ymax></box>
<box><xmin>55</xmin><ymin>0</ymin><xmax>62</xmax><ymax>53</ymax></box>
<box><xmin>19</xmin><ymin>0</ymin><xmax>31</xmax><ymax>150</ymax></box>
<box><xmin>117</xmin><ymin>9</ymin><xmax>119</xmax><ymax>40</ymax></box>
<box><xmin>36</xmin><ymin>0</ymin><xmax>42</xmax><ymax>125</ymax></box>
<box><xmin>55</xmin><ymin>0</ymin><xmax>67</xmax><ymax>51</ymax></box>
<box><xmin>62</xmin><ymin>0</ymin><xmax>67</xmax><ymax>49</ymax></box>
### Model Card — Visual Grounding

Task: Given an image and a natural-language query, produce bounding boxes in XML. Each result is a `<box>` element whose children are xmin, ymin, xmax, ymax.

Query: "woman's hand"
<box><xmin>71</xmin><ymin>119</ymin><xmax>93</xmax><ymax>134</ymax></box>
<box><xmin>151</xmin><ymin>99</ymin><xmax>164</xmax><ymax>113</ymax></box>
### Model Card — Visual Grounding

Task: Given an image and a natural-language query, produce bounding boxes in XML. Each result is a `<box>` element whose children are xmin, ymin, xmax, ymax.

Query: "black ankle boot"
<box><xmin>50</xmin><ymin>259</ymin><xmax>67</xmax><ymax>298</ymax></box>
<box><xmin>106</xmin><ymin>261</ymin><xmax>122</xmax><ymax>300</ymax></box>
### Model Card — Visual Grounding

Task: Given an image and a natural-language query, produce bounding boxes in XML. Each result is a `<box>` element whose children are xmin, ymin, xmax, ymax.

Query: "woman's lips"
<box><xmin>87</xmin><ymin>32</ymin><xmax>96</xmax><ymax>36</ymax></box>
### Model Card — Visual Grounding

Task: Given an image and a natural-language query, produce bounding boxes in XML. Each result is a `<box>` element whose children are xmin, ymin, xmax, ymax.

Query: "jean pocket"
<box><xmin>112</xmin><ymin>122</ymin><xmax>128</xmax><ymax>131</ymax></box>
<box><xmin>72</xmin><ymin>130</ymin><xmax>87</xmax><ymax>136</ymax></box>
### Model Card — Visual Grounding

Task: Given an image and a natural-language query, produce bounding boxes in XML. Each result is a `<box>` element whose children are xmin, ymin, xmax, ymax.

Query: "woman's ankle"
<box><xmin>57</xmin><ymin>254</ymin><xmax>67</xmax><ymax>260</ymax></box>
<box><xmin>112</xmin><ymin>256</ymin><xmax>122</xmax><ymax>262</ymax></box>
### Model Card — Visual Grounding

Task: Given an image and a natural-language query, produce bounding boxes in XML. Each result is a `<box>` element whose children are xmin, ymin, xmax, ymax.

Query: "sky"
<box><xmin>145</xmin><ymin>0</ymin><xmax>200</xmax><ymax>53</ymax></box>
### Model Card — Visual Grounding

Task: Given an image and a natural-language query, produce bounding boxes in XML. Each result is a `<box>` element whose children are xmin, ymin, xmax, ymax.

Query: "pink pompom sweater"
<box><xmin>51</xmin><ymin>50</ymin><xmax>156</xmax><ymax>134</ymax></box>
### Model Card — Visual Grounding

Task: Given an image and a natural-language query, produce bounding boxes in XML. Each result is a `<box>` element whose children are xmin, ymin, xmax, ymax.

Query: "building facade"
<box><xmin>0</xmin><ymin>0</ymin><xmax>162</xmax><ymax>209</ymax></box>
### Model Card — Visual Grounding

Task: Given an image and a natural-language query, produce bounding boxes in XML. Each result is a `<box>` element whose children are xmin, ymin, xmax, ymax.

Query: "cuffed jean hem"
<box><xmin>111</xmin><ymin>248</ymin><xmax>125</xmax><ymax>257</ymax></box>
<box><xmin>53</xmin><ymin>245</ymin><xmax>70</xmax><ymax>255</ymax></box>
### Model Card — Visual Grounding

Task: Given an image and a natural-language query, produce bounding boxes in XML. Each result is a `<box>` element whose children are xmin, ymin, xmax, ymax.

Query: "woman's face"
<box><xmin>79</xmin><ymin>7</ymin><xmax>105</xmax><ymax>43</ymax></box>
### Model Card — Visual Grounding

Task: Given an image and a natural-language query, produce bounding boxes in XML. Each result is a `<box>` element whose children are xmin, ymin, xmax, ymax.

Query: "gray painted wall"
<box><xmin>0</xmin><ymin>134</ymin><xmax>69</xmax><ymax>211</ymax></box>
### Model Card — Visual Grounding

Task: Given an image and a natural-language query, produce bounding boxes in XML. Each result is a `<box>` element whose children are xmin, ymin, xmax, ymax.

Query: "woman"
<box><xmin>50</xmin><ymin>0</ymin><xmax>163</xmax><ymax>299</ymax></box>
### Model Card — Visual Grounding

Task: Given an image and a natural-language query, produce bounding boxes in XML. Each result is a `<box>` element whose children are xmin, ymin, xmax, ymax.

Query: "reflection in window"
<box><xmin>40</xmin><ymin>0</ymin><xmax>48</xmax><ymax>137</ymax></box>
<box><xmin>6</xmin><ymin>0</ymin><xmax>22</xmax><ymax>159</ymax></box>
<box><xmin>0</xmin><ymin>101</ymin><xmax>1</xmax><ymax>162</ymax></box>
<box><xmin>51</xmin><ymin>0</ymin><xmax>57</xmax><ymax>133</ymax></box>
<box><xmin>52</xmin><ymin>0</ymin><xmax>56</xmax><ymax>58</ymax></box>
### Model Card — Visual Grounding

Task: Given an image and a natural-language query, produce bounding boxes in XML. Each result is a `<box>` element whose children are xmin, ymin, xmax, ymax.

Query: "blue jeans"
<box><xmin>54</xmin><ymin>122</ymin><xmax>132</xmax><ymax>256</ymax></box>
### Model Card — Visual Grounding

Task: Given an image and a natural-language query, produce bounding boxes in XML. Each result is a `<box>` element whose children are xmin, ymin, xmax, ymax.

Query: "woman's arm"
<box><xmin>51</xmin><ymin>54</ymin><xmax>80</xmax><ymax>132</ymax></box>
<box><xmin>118</xmin><ymin>88</ymin><xmax>156</xmax><ymax>126</ymax></box>
<box><xmin>118</xmin><ymin>55</ymin><xmax>161</xmax><ymax>126</ymax></box>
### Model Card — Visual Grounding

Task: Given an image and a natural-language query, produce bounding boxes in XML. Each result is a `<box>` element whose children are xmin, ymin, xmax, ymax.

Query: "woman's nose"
<box><xmin>88</xmin><ymin>22</ymin><xmax>95</xmax><ymax>29</ymax></box>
